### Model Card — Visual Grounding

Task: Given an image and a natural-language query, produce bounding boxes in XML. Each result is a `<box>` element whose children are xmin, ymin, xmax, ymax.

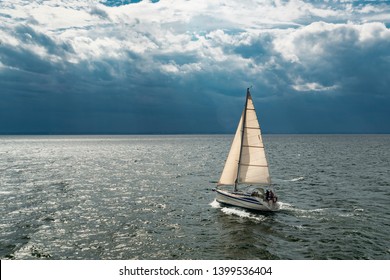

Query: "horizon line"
<box><xmin>1</xmin><ymin>132</ymin><xmax>390</xmax><ymax>136</ymax></box>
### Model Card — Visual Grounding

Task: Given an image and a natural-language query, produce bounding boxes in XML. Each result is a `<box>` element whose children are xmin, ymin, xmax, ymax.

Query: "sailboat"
<box><xmin>213</xmin><ymin>88</ymin><xmax>280</xmax><ymax>211</ymax></box>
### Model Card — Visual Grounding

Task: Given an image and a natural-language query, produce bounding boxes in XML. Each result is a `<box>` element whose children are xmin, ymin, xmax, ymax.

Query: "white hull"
<box><xmin>215</xmin><ymin>189</ymin><xmax>280</xmax><ymax>212</ymax></box>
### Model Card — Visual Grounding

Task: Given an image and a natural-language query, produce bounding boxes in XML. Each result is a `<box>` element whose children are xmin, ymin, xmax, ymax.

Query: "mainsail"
<box><xmin>218</xmin><ymin>89</ymin><xmax>271</xmax><ymax>188</ymax></box>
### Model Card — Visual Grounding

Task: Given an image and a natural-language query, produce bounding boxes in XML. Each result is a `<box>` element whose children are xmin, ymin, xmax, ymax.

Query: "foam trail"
<box><xmin>289</xmin><ymin>176</ymin><xmax>304</xmax><ymax>182</ymax></box>
<box><xmin>278</xmin><ymin>201</ymin><xmax>295</xmax><ymax>210</ymax></box>
<box><xmin>279</xmin><ymin>201</ymin><xmax>325</xmax><ymax>214</ymax></box>
<box><xmin>221</xmin><ymin>207</ymin><xmax>266</xmax><ymax>222</ymax></box>
<box><xmin>209</xmin><ymin>199</ymin><xmax>221</xmax><ymax>209</ymax></box>
<box><xmin>210</xmin><ymin>199</ymin><xmax>266</xmax><ymax>221</ymax></box>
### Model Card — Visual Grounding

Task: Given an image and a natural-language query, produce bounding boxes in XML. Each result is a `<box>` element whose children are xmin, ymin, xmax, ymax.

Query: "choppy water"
<box><xmin>1</xmin><ymin>135</ymin><xmax>389</xmax><ymax>260</ymax></box>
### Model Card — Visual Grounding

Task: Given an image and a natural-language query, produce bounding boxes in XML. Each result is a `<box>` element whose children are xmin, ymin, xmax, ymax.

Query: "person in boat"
<box><xmin>269</xmin><ymin>190</ymin><xmax>274</xmax><ymax>201</ymax></box>
<box><xmin>265</xmin><ymin>189</ymin><xmax>270</xmax><ymax>201</ymax></box>
<box><xmin>265</xmin><ymin>190</ymin><xmax>277</xmax><ymax>203</ymax></box>
<box><xmin>269</xmin><ymin>190</ymin><xmax>278</xmax><ymax>203</ymax></box>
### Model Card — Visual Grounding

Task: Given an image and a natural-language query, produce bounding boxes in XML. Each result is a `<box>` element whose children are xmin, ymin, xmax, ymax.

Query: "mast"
<box><xmin>234</xmin><ymin>88</ymin><xmax>250</xmax><ymax>192</ymax></box>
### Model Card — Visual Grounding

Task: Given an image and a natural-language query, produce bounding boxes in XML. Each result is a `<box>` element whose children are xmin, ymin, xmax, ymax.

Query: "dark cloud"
<box><xmin>1</xmin><ymin>1</ymin><xmax>390</xmax><ymax>134</ymax></box>
<box><xmin>90</xmin><ymin>6</ymin><xmax>109</xmax><ymax>19</ymax></box>
<box><xmin>274</xmin><ymin>22</ymin><xmax>390</xmax><ymax>99</ymax></box>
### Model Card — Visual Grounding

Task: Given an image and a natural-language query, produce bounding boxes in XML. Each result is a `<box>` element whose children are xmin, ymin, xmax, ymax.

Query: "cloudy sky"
<box><xmin>1</xmin><ymin>0</ymin><xmax>390</xmax><ymax>134</ymax></box>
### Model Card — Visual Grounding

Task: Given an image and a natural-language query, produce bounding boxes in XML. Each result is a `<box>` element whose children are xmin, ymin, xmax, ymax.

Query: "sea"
<box><xmin>0</xmin><ymin>134</ymin><xmax>389</xmax><ymax>260</ymax></box>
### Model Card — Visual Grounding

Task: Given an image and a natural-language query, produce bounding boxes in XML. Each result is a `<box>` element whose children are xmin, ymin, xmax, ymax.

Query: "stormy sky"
<box><xmin>1</xmin><ymin>0</ymin><xmax>390</xmax><ymax>134</ymax></box>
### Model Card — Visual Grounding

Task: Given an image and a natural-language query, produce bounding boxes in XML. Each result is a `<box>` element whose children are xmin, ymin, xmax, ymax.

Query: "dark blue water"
<box><xmin>1</xmin><ymin>135</ymin><xmax>389</xmax><ymax>259</ymax></box>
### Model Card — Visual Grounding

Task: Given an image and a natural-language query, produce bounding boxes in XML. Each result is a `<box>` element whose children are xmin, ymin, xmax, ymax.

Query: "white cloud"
<box><xmin>273</xmin><ymin>21</ymin><xmax>390</xmax><ymax>63</ymax></box>
<box><xmin>358</xmin><ymin>21</ymin><xmax>390</xmax><ymax>43</ymax></box>
<box><xmin>292</xmin><ymin>81</ymin><xmax>339</xmax><ymax>92</ymax></box>
<box><xmin>1</xmin><ymin>0</ymin><xmax>390</xmax><ymax>93</ymax></box>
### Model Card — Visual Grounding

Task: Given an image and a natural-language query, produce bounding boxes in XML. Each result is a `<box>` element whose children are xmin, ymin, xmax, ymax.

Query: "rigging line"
<box><xmin>235</xmin><ymin>88</ymin><xmax>250</xmax><ymax>192</ymax></box>
<box><xmin>242</xmin><ymin>145</ymin><xmax>264</xmax><ymax>148</ymax></box>
<box><xmin>239</xmin><ymin>163</ymin><xmax>268</xmax><ymax>167</ymax></box>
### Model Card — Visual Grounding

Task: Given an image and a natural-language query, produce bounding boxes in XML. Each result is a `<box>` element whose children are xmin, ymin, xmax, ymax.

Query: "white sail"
<box><xmin>217</xmin><ymin>111</ymin><xmax>244</xmax><ymax>186</ymax></box>
<box><xmin>218</xmin><ymin>91</ymin><xmax>271</xmax><ymax>186</ymax></box>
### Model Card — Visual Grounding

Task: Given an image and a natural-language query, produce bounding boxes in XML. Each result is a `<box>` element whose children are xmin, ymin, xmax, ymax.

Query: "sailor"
<box><xmin>269</xmin><ymin>190</ymin><xmax>274</xmax><ymax>202</ymax></box>
<box><xmin>265</xmin><ymin>189</ymin><xmax>270</xmax><ymax>201</ymax></box>
<box><xmin>269</xmin><ymin>190</ymin><xmax>277</xmax><ymax>203</ymax></box>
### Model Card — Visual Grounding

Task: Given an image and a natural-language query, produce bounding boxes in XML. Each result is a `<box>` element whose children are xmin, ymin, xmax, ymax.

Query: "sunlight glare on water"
<box><xmin>0</xmin><ymin>135</ymin><xmax>389</xmax><ymax>260</ymax></box>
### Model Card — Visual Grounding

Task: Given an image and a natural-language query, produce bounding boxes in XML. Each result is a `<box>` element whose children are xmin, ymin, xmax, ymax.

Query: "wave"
<box><xmin>287</xmin><ymin>176</ymin><xmax>305</xmax><ymax>182</ymax></box>
<box><xmin>0</xmin><ymin>191</ymin><xmax>12</xmax><ymax>195</ymax></box>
